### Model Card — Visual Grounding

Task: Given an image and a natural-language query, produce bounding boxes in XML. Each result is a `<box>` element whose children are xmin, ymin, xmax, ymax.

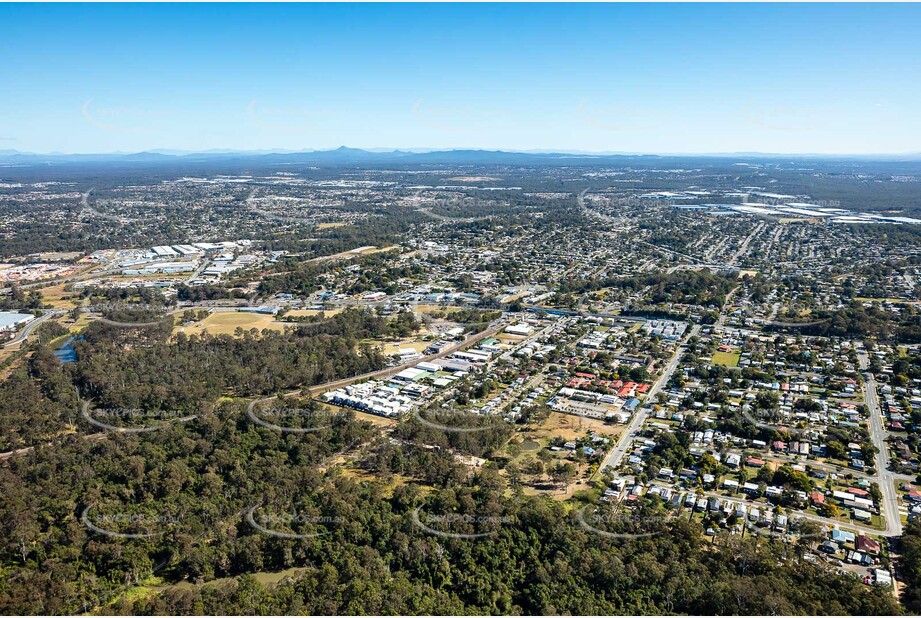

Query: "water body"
<box><xmin>53</xmin><ymin>337</ymin><xmax>77</xmax><ymax>364</ymax></box>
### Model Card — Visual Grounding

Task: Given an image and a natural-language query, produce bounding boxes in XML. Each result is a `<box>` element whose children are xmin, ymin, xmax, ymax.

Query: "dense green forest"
<box><xmin>558</xmin><ymin>270</ymin><xmax>736</xmax><ymax>308</ymax></box>
<box><xmin>0</xmin><ymin>284</ymin><xmax>43</xmax><ymax>312</ymax></box>
<box><xmin>901</xmin><ymin>520</ymin><xmax>921</xmax><ymax>614</ymax></box>
<box><xmin>0</xmin><ymin>412</ymin><xmax>905</xmax><ymax>615</ymax></box>
<box><xmin>0</xmin><ymin>309</ymin><xmax>392</xmax><ymax>451</ymax></box>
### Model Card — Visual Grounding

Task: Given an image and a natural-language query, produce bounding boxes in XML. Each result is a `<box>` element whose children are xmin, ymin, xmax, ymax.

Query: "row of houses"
<box><xmin>322</xmin><ymin>381</ymin><xmax>416</xmax><ymax>417</ymax></box>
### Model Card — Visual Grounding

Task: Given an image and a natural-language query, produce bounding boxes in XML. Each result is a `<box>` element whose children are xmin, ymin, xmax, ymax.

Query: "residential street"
<box><xmin>599</xmin><ymin>324</ymin><xmax>701</xmax><ymax>474</ymax></box>
<box><xmin>859</xmin><ymin>348</ymin><xmax>904</xmax><ymax>537</ymax></box>
<box><xmin>595</xmin><ymin>323</ymin><xmax>906</xmax><ymax>542</ymax></box>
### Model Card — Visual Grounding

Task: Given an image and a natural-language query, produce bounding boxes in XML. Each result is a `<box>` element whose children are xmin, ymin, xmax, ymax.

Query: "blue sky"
<box><xmin>1</xmin><ymin>3</ymin><xmax>919</xmax><ymax>154</ymax></box>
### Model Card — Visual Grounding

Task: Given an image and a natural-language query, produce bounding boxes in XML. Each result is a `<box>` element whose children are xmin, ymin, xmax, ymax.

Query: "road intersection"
<box><xmin>596</xmin><ymin>318</ymin><xmax>906</xmax><ymax>540</ymax></box>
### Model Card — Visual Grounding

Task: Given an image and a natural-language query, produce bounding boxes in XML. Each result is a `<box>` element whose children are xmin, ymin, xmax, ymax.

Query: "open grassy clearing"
<box><xmin>711</xmin><ymin>349</ymin><xmax>742</xmax><ymax>367</ymax></box>
<box><xmin>37</xmin><ymin>282</ymin><xmax>81</xmax><ymax>308</ymax></box>
<box><xmin>175</xmin><ymin>311</ymin><xmax>288</xmax><ymax>336</ymax></box>
<box><xmin>348</xmin><ymin>407</ymin><xmax>399</xmax><ymax>428</ymax></box>
<box><xmin>500</xmin><ymin>412</ymin><xmax>625</xmax><ymax>500</ymax></box>
<box><xmin>406</xmin><ymin>303</ymin><xmax>464</xmax><ymax>315</ymax></box>
<box><xmin>283</xmin><ymin>307</ymin><xmax>344</xmax><ymax>318</ymax></box>
<box><xmin>364</xmin><ymin>245</ymin><xmax>400</xmax><ymax>254</ymax></box>
<box><xmin>532</xmin><ymin>411</ymin><xmax>623</xmax><ymax>443</ymax></box>
<box><xmin>378</xmin><ymin>340</ymin><xmax>428</xmax><ymax>355</ymax></box>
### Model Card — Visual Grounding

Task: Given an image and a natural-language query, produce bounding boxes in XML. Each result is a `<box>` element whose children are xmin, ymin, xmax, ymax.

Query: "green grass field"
<box><xmin>711</xmin><ymin>350</ymin><xmax>741</xmax><ymax>367</ymax></box>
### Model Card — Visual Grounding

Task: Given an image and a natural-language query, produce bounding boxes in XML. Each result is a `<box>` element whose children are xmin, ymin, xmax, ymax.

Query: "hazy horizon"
<box><xmin>3</xmin><ymin>146</ymin><xmax>921</xmax><ymax>159</ymax></box>
<box><xmin>2</xmin><ymin>3</ymin><xmax>920</xmax><ymax>155</ymax></box>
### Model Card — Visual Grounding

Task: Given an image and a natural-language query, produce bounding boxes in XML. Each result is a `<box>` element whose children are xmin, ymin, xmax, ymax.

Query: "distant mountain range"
<box><xmin>1</xmin><ymin>146</ymin><xmax>920</xmax><ymax>166</ymax></box>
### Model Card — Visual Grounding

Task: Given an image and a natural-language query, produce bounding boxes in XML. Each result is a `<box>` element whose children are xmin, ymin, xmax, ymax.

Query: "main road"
<box><xmin>306</xmin><ymin>319</ymin><xmax>507</xmax><ymax>396</ymax></box>
<box><xmin>859</xmin><ymin>348</ymin><xmax>904</xmax><ymax>537</ymax></box>
<box><xmin>598</xmin><ymin>324</ymin><xmax>700</xmax><ymax>474</ymax></box>
<box><xmin>2</xmin><ymin>309</ymin><xmax>66</xmax><ymax>348</ymax></box>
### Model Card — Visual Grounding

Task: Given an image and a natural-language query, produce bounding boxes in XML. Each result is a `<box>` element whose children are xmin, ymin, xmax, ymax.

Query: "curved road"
<box><xmin>2</xmin><ymin>309</ymin><xmax>65</xmax><ymax>348</ymax></box>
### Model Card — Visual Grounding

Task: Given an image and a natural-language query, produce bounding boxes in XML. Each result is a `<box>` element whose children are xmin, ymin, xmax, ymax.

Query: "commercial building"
<box><xmin>0</xmin><ymin>311</ymin><xmax>35</xmax><ymax>332</ymax></box>
<box><xmin>505</xmin><ymin>323</ymin><xmax>533</xmax><ymax>337</ymax></box>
